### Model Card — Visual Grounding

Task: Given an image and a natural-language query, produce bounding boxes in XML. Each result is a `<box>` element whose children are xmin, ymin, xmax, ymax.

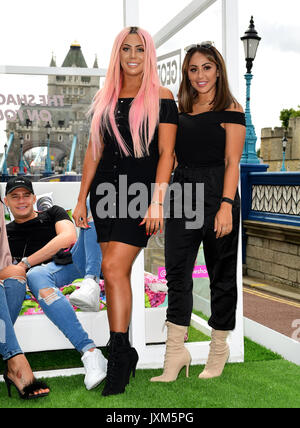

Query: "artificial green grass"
<box><xmin>1</xmin><ymin>358</ymin><xmax>299</xmax><ymax>408</ymax></box>
<box><xmin>0</xmin><ymin>313</ymin><xmax>290</xmax><ymax>408</ymax></box>
<box><xmin>1</xmin><ymin>334</ymin><xmax>299</xmax><ymax>408</ymax></box>
<box><xmin>187</xmin><ymin>325</ymin><xmax>210</xmax><ymax>342</ymax></box>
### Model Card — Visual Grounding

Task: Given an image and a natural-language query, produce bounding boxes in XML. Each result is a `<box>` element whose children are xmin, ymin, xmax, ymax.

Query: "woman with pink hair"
<box><xmin>73</xmin><ymin>26</ymin><xmax>178</xmax><ymax>396</ymax></box>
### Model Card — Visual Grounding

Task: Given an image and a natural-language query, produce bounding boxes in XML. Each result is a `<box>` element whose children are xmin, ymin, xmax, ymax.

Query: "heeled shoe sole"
<box><xmin>126</xmin><ymin>355</ymin><xmax>139</xmax><ymax>385</ymax></box>
<box><xmin>102</xmin><ymin>387</ymin><xmax>126</xmax><ymax>397</ymax></box>
<box><xmin>102</xmin><ymin>355</ymin><xmax>139</xmax><ymax>396</ymax></box>
<box><xmin>198</xmin><ymin>352</ymin><xmax>230</xmax><ymax>379</ymax></box>
<box><xmin>4</xmin><ymin>375</ymin><xmax>50</xmax><ymax>400</ymax></box>
<box><xmin>150</xmin><ymin>359</ymin><xmax>191</xmax><ymax>383</ymax></box>
<box><xmin>22</xmin><ymin>392</ymin><xmax>49</xmax><ymax>400</ymax></box>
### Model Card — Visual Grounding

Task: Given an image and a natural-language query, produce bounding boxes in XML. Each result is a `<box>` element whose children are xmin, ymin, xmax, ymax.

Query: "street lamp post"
<box><xmin>240</xmin><ymin>17</ymin><xmax>268</xmax><ymax>265</ymax></box>
<box><xmin>43</xmin><ymin>121</ymin><xmax>53</xmax><ymax>177</ymax></box>
<box><xmin>280</xmin><ymin>134</ymin><xmax>288</xmax><ymax>172</ymax></box>
<box><xmin>2</xmin><ymin>142</ymin><xmax>9</xmax><ymax>178</ymax></box>
<box><xmin>240</xmin><ymin>16</ymin><xmax>261</xmax><ymax>164</ymax></box>
<box><xmin>18</xmin><ymin>135</ymin><xmax>25</xmax><ymax>176</ymax></box>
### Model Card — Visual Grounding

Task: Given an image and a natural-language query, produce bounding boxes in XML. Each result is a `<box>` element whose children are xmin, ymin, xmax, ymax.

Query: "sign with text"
<box><xmin>158</xmin><ymin>265</ymin><xmax>209</xmax><ymax>280</ymax></box>
<box><xmin>157</xmin><ymin>49</ymin><xmax>181</xmax><ymax>101</ymax></box>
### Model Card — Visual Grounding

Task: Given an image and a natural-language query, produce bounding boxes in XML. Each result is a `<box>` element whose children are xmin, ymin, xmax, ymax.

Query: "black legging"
<box><xmin>165</xmin><ymin>165</ymin><xmax>240</xmax><ymax>331</ymax></box>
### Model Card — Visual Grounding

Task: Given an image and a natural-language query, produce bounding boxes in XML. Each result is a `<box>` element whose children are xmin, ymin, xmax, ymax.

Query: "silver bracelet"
<box><xmin>151</xmin><ymin>201</ymin><xmax>163</xmax><ymax>206</ymax></box>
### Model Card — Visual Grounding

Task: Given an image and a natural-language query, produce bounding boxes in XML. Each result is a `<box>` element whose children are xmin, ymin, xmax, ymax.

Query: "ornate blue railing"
<box><xmin>247</xmin><ymin>172</ymin><xmax>300</xmax><ymax>227</ymax></box>
<box><xmin>240</xmin><ymin>165</ymin><xmax>300</xmax><ymax>262</ymax></box>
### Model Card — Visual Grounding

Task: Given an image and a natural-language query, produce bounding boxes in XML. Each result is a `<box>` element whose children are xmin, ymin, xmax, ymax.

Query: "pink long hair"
<box><xmin>89</xmin><ymin>27</ymin><xmax>160</xmax><ymax>158</ymax></box>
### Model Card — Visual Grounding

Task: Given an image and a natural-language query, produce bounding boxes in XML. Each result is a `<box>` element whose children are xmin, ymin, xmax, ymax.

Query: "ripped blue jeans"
<box><xmin>0</xmin><ymin>277</ymin><xmax>26</xmax><ymax>361</ymax></box>
<box><xmin>26</xmin><ymin>221</ymin><xmax>102</xmax><ymax>354</ymax></box>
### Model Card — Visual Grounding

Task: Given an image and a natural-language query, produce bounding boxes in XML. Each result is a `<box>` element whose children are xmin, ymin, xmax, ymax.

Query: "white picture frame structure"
<box><xmin>0</xmin><ymin>0</ymin><xmax>244</xmax><ymax>370</ymax></box>
<box><xmin>125</xmin><ymin>0</ymin><xmax>244</xmax><ymax>368</ymax></box>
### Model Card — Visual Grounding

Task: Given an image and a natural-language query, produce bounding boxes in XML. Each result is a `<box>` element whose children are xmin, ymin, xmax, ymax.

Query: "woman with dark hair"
<box><xmin>151</xmin><ymin>42</ymin><xmax>246</xmax><ymax>383</ymax></box>
<box><xmin>0</xmin><ymin>195</ymin><xmax>49</xmax><ymax>399</ymax></box>
<box><xmin>73</xmin><ymin>27</ymin><xmax>178</xmax><ymax>396</ymax></box>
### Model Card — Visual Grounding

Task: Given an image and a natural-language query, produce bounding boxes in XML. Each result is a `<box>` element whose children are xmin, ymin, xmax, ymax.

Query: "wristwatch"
<box><xmin>21</xmin><ymin>257</ymin><xmax>32</xmax><ymax>269</ymax></box>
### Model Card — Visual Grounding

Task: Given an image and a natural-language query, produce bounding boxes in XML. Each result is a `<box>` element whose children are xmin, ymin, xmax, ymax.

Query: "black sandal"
<box><xmin>4</xmin><ymin>368</ymin><xmax>50</xmax><ymax>400</ymax></box>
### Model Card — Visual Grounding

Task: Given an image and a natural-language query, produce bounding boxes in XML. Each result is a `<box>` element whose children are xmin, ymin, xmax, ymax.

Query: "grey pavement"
<box><xmin>243</xmin><ymin>276</ymin><xmax>300</xmax><ymax>302</ymax></box>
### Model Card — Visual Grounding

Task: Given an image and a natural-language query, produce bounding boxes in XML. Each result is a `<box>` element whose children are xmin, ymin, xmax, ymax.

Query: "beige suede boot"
<box><xmin>198</xmin><ymin>329</ymin><xmax>230</xmax><ymax>379</ymax></box>
<box><xmin>150</xmin><ymin>321</ymin><xmax>191</xmax><ymax>383</ymax></box>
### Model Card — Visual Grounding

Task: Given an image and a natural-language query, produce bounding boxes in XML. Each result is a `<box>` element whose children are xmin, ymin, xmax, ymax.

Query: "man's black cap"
<box><xmin>5</xmin><ymin>177</ymin><xmax>34</xmax><ymax>196</ymax></box>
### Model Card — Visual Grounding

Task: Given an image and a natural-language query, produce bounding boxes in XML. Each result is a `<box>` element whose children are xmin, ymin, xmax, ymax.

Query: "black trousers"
<box><xmin>165</xmin><ymin>165</ymin><xmax>240</xmax><ymax>331</ymax></box>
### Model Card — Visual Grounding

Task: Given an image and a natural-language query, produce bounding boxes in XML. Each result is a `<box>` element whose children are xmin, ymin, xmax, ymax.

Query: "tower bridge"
<box><xmin>4</xmin><ymin>42</ymin><xmax>100</xmax><ymax>174</ymax></box>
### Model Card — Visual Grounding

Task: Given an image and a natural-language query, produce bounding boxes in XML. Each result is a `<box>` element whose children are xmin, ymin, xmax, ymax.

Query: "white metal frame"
<box><xmin>153</xmin><ymin>0</ymin><xmax>218</xmax><ymax>49</ymax></box>
<box><xmin>123</xmin><ymin>0</ymin><xmax>139</xmax><ymax>27</ymax></box>
<box><xmin>0</xmin><ymin>65</ymin><xmax>107</xmax><ymax>77</ymax></box>
<box><xmin>153</xmin><ymin>0</ymin><xmax>240</xmax><ymax>96</ymax></box>
<box><xmin>0</xmin><ymin>0</ymin><xmax>244</xmax><ymax>369</ymax></box>
<box><xmin>125</xmin><ymin>0</ymin><xmax>244</xmax><ymax>367</ymax></box>
<box><xmin>130</xmin><ymin>189</ymin><xmax>242</xmax><ymax>365</ymax></box>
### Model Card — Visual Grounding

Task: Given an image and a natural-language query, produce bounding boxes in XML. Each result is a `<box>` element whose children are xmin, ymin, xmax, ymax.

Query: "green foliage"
<box><xmin>18</xmin><ymin>299</ymin><xmax>40</xmax><ymax>316</ymax></box>
<box><xmin>280</xmin><ymin>106</ymin><xmax>300</xmax><ymax>129</ymax></box>
<box><xmin>145</xmin><ymin>293</ymin><xmax>151</xmax><ymax>308</ymax></box>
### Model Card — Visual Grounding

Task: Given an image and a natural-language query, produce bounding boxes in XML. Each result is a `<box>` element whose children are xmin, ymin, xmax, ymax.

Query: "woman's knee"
<box><xmin>101</xmin><ymin>258</ymin><xmax>116</xmax><ymax>281</ymax></box>
<box><xmin>0</xmin><ymin>274</ymin><xmax>27</xmax><ymax>299</ymax></box>
<box><xmin>101</xmin><ymin>258</ymin><xmax>130</xmax><ymax>284</ymax></box>
<box><xmin>1</xmin><ymin>277</ymin><xmax>27</xmax><ymax>307</ymax></box>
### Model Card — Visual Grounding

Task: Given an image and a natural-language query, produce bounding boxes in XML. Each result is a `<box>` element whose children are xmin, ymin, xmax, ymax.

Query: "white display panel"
<box><xmin>0</xmin><ymin>0</ymin><xmax>244</xmax><ymax>368</ymax></box>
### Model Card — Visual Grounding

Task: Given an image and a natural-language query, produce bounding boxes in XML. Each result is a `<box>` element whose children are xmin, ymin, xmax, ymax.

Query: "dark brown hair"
<box><xmin>178</xmin><ymin>45</ymin><xmax>237</xmax><ymax>113</ymax></box>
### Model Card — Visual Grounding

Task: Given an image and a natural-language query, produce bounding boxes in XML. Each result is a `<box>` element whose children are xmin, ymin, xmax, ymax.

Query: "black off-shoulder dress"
<box><xmin>90</xmin><ymin>98</ymin><xmax>178</xmax><ymax>248</ymax></box>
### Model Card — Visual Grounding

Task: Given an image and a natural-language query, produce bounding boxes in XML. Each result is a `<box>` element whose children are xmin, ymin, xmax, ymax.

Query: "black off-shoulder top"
<box><xmin>176</xmin><ymin>110</ymin><xmax>246</xmax><ymax>168</ymax></box>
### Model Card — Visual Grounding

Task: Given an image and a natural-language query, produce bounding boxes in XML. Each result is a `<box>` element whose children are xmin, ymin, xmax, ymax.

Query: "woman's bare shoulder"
<box><xmin>225</xmin><ymin>101</ymin><xmax>244</xmax><ymax>113</ymax></box>
<box><xmin>159</xmin><ymin>86</ymin><xmax>174</xmax><ymax>100</ymax></box>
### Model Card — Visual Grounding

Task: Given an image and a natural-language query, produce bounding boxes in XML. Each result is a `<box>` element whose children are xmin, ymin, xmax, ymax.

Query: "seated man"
<box><xmin>36</xmin><ymin>192</ymin><xmax>102</xmax><ymax>312</ymax></box>
<box><xmin>4</xmin><ymin>176</ymin><xmax>106</xmax><ymax>391</ymax></box>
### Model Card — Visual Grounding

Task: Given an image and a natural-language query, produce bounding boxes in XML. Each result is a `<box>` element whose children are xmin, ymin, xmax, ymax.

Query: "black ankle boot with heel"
<box><xmin>102</xmin><ymin>331</ymin><xmax>139</xmax><ymax>397</ymax></box>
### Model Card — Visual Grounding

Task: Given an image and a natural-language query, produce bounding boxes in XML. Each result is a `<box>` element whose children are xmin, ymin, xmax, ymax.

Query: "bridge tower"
<box><xmin>5</xmin><ymin>42</ymin><xmax>100</xmax><ymax>174</ymax></box>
